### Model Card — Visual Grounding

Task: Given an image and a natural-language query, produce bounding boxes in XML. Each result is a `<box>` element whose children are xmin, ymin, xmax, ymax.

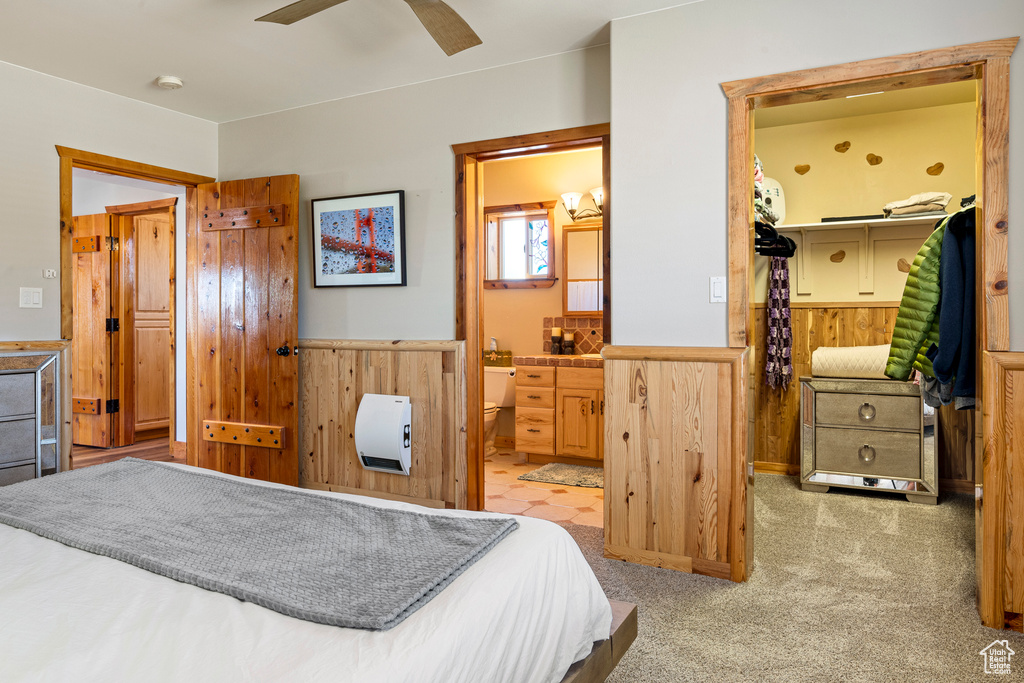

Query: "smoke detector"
<box><xmin>155</xmin><ymin>75</ymin><xmax>184</xmax><ymax>90</ymax></box>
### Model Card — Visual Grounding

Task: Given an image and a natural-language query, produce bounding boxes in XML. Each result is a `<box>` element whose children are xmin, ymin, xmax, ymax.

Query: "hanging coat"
<box><xmin>927</xmin><ymin>207</ymin><xmax>975</xmax><ymax>400</ymax></box>
<box><xmin>885</xmin><ymin>217</ymin><xmax>948</xmax><ymax>381</ymax></box>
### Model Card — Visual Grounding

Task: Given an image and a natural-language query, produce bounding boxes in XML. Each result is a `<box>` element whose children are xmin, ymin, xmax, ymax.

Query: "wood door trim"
<box><xmin>58</xmin><ymin>148</ymin><xmax>211</xmax><ymax>472</ymax></box>
<box><xmin>452</xmin><ymin>124</ymin><xmax>609</xmax><ymax>157</ymax></box>
<box><xmin>454</xmin><ymin>125</ymin><xmax>610</xmax><ymax>511</ymax></box>
<box><xmin>723</xmin><ymin>38</ymin><xmax>1017</xmax><ymax>624</ymax></box>
<box><xmin>105</xmin><ymin>197</ymin><xmax>178</xmax><ymax>215</ymax></box>
<box><xmin>602</xmin><ymin>346</ymin><xmax>746</xmax><ymax>363</ymax></box>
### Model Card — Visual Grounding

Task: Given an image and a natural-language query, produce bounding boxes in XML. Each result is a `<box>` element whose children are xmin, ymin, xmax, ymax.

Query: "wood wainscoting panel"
<box><xmin>603</xmin><ymin>346</ymin><xmax>749</xmax><ymax>581</ymax></box>
<box><xmin>298</xmin><ymin>340</ymin><xmax>467</xmax><ymax>509</ymax></box>
<box><xmin>752</xmin><ymin>304</ymin><xmax>897</xmax><ymax>472</ymax></box>
<box><xmin>752</xmin><ymin>303</ymin><xmax>975</xmax><ymax>489</ymax></box>
<box><xmin>980</xmin><ymin>352</ymin><xmax>1024</xmax><ymax>630</ymax></box>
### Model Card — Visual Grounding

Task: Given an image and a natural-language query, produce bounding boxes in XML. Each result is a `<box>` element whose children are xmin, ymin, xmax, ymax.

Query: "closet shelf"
<box><xmin>774</xmin><ymin>214</ymin><xmax>945</xmax><ymax>232</ymax></box>
<box><xmin>770</xmin><ymin>214</ymin><xmax>942</xmax><ymax>297</ymax></box>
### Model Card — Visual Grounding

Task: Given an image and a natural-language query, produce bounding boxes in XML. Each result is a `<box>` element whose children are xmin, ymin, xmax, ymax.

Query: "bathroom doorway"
<box><xmin>453</xmin><ymin>124</ymin><xmax>610</xmax><ymax>517</ymax></box>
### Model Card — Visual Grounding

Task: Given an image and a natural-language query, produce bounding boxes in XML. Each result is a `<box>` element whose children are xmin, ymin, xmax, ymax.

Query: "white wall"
<box><xmin>218</xmin><ymin>47</ymin><xmax>610</xmax><ymax>340</ymax></box>
<box><xmin>0</xmin><ymin>59</ymin><xmax>217</xmax><ymax>342</ymax></box>
<box><xmin>610</xmin><ymin>0</ymin><xmax>1024</xmax><ymax>349</ymax></box>
<box><xmin>72</xmin><ymin>170</ymin><xmax>188</xmax><ymax>443</ymax></box>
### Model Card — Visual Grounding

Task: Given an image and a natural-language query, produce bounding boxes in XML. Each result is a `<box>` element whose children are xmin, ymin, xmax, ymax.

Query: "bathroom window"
<box><xmin>483</xmin><ymin>202</ymin><xmax>557</xmax><ymax>289</ymax></box>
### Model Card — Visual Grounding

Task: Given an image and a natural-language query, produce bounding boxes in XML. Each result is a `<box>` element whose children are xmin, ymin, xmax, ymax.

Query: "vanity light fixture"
<box><xmin>560</xmin><ymin>187</ymin><xmax>604</xmax><ymax>222</ymax></box>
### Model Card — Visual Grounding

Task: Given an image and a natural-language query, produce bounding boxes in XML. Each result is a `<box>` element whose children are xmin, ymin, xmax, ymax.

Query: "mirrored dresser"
<box><xmin>799</xmin><ymin>376</ymin><xmax>936</xmax><ymax>504</ymax></box>
<box><xmin>0</xmin><ymin>352</ymin><xmax>60</xmax><ymax>486</ymax></box>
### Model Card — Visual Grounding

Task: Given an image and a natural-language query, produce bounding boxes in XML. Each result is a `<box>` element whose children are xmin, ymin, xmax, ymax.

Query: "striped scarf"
<box><xmin>765</xmin><ymin>255</ymin><xmax>793</xmax><ymax>390</ymax></box>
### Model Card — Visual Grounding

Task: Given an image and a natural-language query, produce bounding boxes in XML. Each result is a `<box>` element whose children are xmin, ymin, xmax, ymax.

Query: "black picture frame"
<box><xmin>311</xmin><ymin>190</ymin><xmax>407</xmax><ymax>287</ymax></box>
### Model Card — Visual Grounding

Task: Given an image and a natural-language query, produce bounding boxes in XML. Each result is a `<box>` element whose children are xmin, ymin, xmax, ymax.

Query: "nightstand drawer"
<box><xmin>516</xmin><ymin>386</ymin><xmax>555</xmax><ymax>409</ymax></box>
<box><xmin>0</xmin><ymin>418</ymin><xmax>35</xmax><ymax>466</ymax></box>
<box><xmin>515</xmin><ymin>407</ymin><xmax>554</xmax><ymax>455</ymax></box>
<box><xmin>815</xmin><ymin>427</ymin><xmax>920</xmax><ymax>480</ymax></box>
<box><xmin>516</xmin><ymin>366</ymin><xmax>556</xmax><ymax>387</ymax></box>
<box><xmin>0</xmin><ymin>373</ymin><xmax>34</xmax><ymax>417</ymax></box>
<box><xmin>815</xmin><ymin>392</ymin><xmax>920</xmax><ymax>431</ymax></box>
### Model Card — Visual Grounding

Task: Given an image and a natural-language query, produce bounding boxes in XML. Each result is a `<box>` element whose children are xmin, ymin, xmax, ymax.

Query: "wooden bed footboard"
<box><xmin>560</xmin><ymin>600</ymin><xmax>638</xmax><ymax>683</ymax></box>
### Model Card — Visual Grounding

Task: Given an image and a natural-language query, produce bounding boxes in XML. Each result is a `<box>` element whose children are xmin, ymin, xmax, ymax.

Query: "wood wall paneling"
<box><xmin>603</xmin><ymin>346</ymin><xmax>749</xmax><ymax>581</ymax></box>
<box><xmin>298</xmin><ymin>340</ymin><xmax>467</xmax><ymax>509</ymax></box>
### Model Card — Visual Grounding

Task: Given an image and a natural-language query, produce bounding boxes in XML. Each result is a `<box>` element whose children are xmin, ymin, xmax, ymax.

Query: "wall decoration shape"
<box><xmin>897</xmin><ymin>258</ymin><xmax>911</xmax><ymax>273</ymax></box>
<box><xmin>866</xmin><ymin>154</ymin><xmax>883</xmax><ymax>166</ymax></box>
<box><xmin>830</xmin><ymin>250</ymin><xmax>846</xmax><ymax>263</ymax></box>
<box><xmin>926</xmin><ymin>162</ymin><xmax>945</xmax><ymax>176</ymax></box>
<box><xmin>311</xmin><ymin>190</ymin><xmax>407</xmax><ymax>287</ymax></box>
<box><xmin>794</xmin><ymin>164</ymin><xmax>811</xmax><ymax>175</ymax></box>
<box><xmin>834</xmin><ymin>141</ymin><xmax>851</xmax><ymax>153</ymax></box>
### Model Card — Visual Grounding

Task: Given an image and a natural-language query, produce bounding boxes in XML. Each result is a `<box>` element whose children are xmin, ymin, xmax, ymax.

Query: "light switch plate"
<box><xmin>19</xmin><ymin>287</ymin><xmax>42</xmax><ymax>308</ymax></box>
<box><xmin>709</xmin><ymin>276</ymin><xmax>727</xmax><ymax>303</ymax></box>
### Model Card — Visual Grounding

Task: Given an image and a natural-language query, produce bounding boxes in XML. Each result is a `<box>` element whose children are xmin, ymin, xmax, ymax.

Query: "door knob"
<box><xmin>276</xmin><ymin>345</ymin><xmax>290</xmax><ymax>357</ymax></box>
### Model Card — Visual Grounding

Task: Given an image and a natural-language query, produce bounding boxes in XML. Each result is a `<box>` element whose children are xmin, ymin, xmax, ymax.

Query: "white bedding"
<box><xmin>0</xmin><ymin>463</ymin><xmax>611</xmax><ymax>683</ymax></box>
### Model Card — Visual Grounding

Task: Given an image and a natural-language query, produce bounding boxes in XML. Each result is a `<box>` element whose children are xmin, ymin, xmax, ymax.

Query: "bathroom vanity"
<box><xmin>512</xmin><ymin>357</ymin><xmax>603</xmax><ymax>464</ymax></box>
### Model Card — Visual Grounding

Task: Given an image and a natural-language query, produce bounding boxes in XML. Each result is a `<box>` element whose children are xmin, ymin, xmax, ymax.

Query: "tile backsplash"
<box><xmin>542</xmin><ymin>316</ymin><xmax>604</xmax><ymax>354</ymax></box>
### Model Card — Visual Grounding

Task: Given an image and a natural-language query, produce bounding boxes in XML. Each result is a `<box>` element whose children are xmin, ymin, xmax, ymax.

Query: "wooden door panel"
<box><xmin>72</xmin><ymin>214</ymin><xmax>113</xmax><ymax>448</ymax></box>
<box><xmin>135</xmin><ymin>324</ymin><xmax>170</xmax><ymax>429</ymax></box>
<box><xmin>196</xmin><ymin>175</ymin><xmax>299</xmax><ymax>485</ymax></box>
<box><xmin>557</xmin><ymin>387</ymin><xmax>601</xmax><ymax>459</ymax></box>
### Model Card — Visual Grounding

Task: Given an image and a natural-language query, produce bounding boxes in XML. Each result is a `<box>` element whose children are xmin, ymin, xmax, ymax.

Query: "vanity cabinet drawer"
<box><xmin>814</xmin><ymin>427</ymin><xmax>921</xmax><ymax>480</ymax></box>
<box><xmin>0</xmin><ymin>418</ymin><xmax>35</xmax><ymax>466</ymax></box>
<box><xmin>515</xmin><ymin>407</ymin><xmax>555</xmax><ymax>455</ymax></box>
<box><xmin>516</xmin><ymin>387</ymin><xmax>555</xmax><ymax>409</ymax></box>
<box><xmin>516</xmin><ymin>367</ymin><xmax>556</xmax><ymax>387</ymax></box>
<box><xmin>815</xmin><ymin>393</ymin><xmax>920</xmax><ymax>432</ymax></box>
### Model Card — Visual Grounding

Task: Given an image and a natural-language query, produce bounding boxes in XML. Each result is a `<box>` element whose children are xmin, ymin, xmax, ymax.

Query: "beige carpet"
<box><xmin>562</xmin><ymin>474</ymin><xmax>1024</xmax><ymax>682</ymax></box>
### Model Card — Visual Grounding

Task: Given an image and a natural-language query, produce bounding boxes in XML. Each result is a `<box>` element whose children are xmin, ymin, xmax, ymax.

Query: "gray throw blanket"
<box><xmin>0</xmin><ymin>458</ymin><xmax>517</xmax><ymax>630</ymax></box>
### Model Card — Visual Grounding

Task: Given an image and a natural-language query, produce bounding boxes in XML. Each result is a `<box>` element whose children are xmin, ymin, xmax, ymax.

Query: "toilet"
<box><xmin>483</xmin><ymin>366</ymin><xmax>517</xmax><ymax>457</ymax></box>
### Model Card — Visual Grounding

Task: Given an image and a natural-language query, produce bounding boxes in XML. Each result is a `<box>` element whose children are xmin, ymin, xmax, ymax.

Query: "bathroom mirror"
<box><xmin>563</xmin><ymin>221</ymin><xmax>603</xmax><ymax>316</ymax></box>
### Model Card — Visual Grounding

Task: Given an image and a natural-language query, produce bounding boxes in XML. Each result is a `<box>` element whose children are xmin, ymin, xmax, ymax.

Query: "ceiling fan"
<box><xmin>256</xmin><ymin>0</ymin><xmax>482</xmax><ymax>56</ymax></box>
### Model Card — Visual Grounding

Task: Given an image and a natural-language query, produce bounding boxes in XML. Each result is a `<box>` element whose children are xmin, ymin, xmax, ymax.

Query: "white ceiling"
<box><xmin>0</xmin><ymin>0</ymin><xmax>693</xmax><ymax>124</ymax></box>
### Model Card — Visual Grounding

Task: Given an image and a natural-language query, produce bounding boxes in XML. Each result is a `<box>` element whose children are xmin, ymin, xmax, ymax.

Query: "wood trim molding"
<box><xmin>298</xmin><ymin>339</ymin><xmax>464</xmax><ymax>352</ymax></box>
<box><xmin>754</xmin><ymin>461</ymin><xmax>800</xmax><ymax>476</ymax></box>
<box><xmin>727</xmin><ymin>96</ymin><xmax>752</xmax><ymax>348</ymax></box>
<box><xmin>484</xmin><ymin>278</ymin><xmax>558</xmax><ymax>290</ymax></box>
<box><xmin>105</xmin><ymin>197</ymin><xmax>178</xmax><ymax>215</ymax></box>
<box><xmin>601</xmin><ymin>345</ymin><xmax>747</xmax><ymax>363</ymax></box>
<box><xmin>720</xmin><ymin>37</ymin><xmax>1018</xmax><ymax>98</ymax></box>
<box><xmin>483</xmin><ymin>200</ymin><xmax>557</xmax><ymax>213</ymax></box>
<box><xmin>56</xmin><ymin>146</ymin><xmax>215</xmax><ymax>187</ymax></box>
<box><xmin>452</xmin><ymin>124</ymin><xmax>609</xmax><ymax>157</ymax></box>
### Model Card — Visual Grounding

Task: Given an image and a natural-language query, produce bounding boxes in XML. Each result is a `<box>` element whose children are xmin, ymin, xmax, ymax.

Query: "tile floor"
<box><xmin>484</xmin><ymin>449</ymin><xmax>604</xmax><ymax>527</ymax></box>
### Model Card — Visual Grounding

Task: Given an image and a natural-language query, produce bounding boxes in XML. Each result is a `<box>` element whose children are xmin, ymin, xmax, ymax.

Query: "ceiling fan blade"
<box><xmin>256</xmin><ymin>0</ymin><xmax>351</xmax><ymax>25</ymax></box>
<box><xmin>403</xmin><ymin>0</ymin><xmax>482</xmax><ymax>56</ymax></box>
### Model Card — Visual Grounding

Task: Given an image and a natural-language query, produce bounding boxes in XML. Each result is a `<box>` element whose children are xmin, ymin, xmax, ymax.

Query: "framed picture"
<box><xmin>311</xmin><ymin>190</ymin><xmax>407</xmax><ymax>287</ymax></box>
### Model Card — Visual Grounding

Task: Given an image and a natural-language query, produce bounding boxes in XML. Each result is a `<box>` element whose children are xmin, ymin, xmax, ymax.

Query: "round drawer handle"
<box><xmin>859</xmin><ymin>445</ymin><xmax>876</xmax><ymax>463</ymax></box>
<box><xmin>858</xmin><ymin>403</ymin><xmax>876</xmax><ymax>422</ymax></box>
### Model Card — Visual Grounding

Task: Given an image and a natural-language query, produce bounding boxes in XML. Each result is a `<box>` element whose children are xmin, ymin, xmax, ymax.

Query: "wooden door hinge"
<box><xmin>105</xmin><ymin>399</ymin><xmax>120</xmax><ymax>414</ymax></box>
<box><xmin>106</xmin><ymin>318</ymin><xmax>120</xmax><ymax>332</ymax></box>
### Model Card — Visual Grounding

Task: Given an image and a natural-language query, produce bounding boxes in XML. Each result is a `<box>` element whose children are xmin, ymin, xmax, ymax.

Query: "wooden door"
<box><xmin>557</xmin><ymin>387</ymin><xmax>601</xmax><ymax>459</ymax></box>
<box><xmin>194</xmin><ymin>175</ymin><xmax>300</xmax><ymax>486</ymax></box>
<box><xmin>114</xmin><ymin>206</ymin><xmax>174</xmax><ymax>443</ymax></box>
<box><xmin>71</xmin><ymin>214</ymin><xmax>114</xmax><ymax>447</ymax></box>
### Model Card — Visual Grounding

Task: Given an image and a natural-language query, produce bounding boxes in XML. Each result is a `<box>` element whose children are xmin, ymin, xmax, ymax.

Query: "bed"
<box><xmin>0</xmin><ymin>461</ymin><xmax>633</xmax><ymax>683</ymax></box>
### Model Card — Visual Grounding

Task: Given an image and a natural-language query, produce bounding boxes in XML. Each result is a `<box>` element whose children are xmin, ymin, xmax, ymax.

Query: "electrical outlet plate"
<box><xmin>19</xmin><ymin>287</ymin><xmax>42</xmax><ymax>308</ymax></box>
<box><xmin>709</xmin><ymin>276</ymin><xmax>727</xmax><ymax>303</ymax></box>
<box><xmin>43</xmin><ymin>269</ymin><xmax>57</xmax><ymax>279</ymax></box>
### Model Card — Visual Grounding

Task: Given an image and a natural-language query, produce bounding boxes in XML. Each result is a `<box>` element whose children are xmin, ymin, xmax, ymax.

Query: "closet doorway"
<box><xmin>721</xmin><ymin>38</ymin><xmax>1015</xmax><ymax>629</ymax></box>
<box><xmin>453</xmin><ymin>124</ymin><xmax>611</xmax><ymax>512</ymax></box>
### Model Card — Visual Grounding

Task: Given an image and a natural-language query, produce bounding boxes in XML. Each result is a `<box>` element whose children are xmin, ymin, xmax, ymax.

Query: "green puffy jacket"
<box><xmin>885</xmin><ymin>218</ymin><xmax>948</xmax><ymax>380</ymax></box>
